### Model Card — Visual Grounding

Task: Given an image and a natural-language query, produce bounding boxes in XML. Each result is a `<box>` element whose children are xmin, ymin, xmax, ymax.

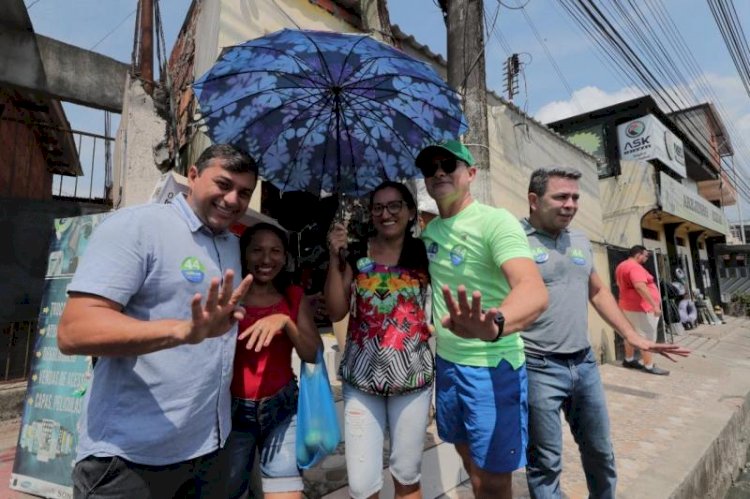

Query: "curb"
<box><xmin>671</xmin><ymin>370</ymin><xmax>750</xmax><ymax>498</ymax></box>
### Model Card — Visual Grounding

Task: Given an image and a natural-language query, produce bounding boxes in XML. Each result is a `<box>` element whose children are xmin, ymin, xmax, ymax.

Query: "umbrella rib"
<box><xmin>335</xmin><ymin>34</ymin><xmax>372</xmax><ymax>86</ymax></box>
<box><xmin>342</xmin><ymin>71</ymin><xmax>460</xmax><ymax>96</ymax></box>
<box><xmin>198</xmin><ymin>46</ymin><xmax>327</xmax><ymax>87</ymax></box>
<box><xmin>198</xmin><ymin>82</ymin><xmax>324</xmax><ymax>121</ymax></box>
<box><xmin>342</xmin><ymin>108</ymin><xmax>393</xmax><ymax>192</ymax></box>
<box><xmin>196</xmin><ymin>68</ymin><xmax>325</xmax><ymax>90</ymax></box>
<box><xmin>301</xmin><ymin>31</ymin><xmax>339</xmax><ymax>86</ymax></box>
<box><xmin>278</xmin><ymin>93</ymin><xmax>337</xmax><ymax>194</ymax></box>
<box><xmin>217</xmin><ymin>90</ymin><xmax>333</xmax><ymax>148</ymax></box>
<box><xmin>343</xmin><ymin>90</ymin><xmax>461</xmax><ymax>143</ymax></box>
<box><xmin>338</xmin><ymin>54</ymin><xmax>453</xmax><ymax>90</ymax></box>
<box><xmin>340</xmin><ymin>92</ymin><xmax>428</xmax><ymax>176</ymax></box>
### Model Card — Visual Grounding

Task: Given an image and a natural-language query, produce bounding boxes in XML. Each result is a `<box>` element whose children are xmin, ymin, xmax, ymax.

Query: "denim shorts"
<box><xmin>435</xmin><ymin>355</ymin><xmax>528</xmax><ymax>473</ymax></box>
<box><xmin>342</xmin><ymin>383</ymin><xmax>433</xmax><ymax>499</ymax></box>
<box><xmin>225</xmin><ymin>381</ymin><xmax>302</xmax><ymax>497</ymax></box>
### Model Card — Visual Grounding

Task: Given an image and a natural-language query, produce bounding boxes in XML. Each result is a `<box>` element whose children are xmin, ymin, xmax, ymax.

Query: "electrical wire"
<box><xmin>556</xmin><ymin>0</ymin><xmax>750</xmax><ymax>206</ymax></box>
<box><xmin>90</xmin><ymin>8</ymin><xmax>136</xmax><ymax>50</ymax></box>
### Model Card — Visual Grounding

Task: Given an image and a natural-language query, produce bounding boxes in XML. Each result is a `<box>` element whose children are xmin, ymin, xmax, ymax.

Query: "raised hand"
<box><xmin>180</xmin><ymin>270</ymin><xmax>253</xmax><ymax>344</ymax></box>
<box><xmin>238</xmin><ymin>313</ymin><xmax>289</xmax><ymax>352</ymax></box>
<box><xmin>440</xmin><ymin>285</ymin><xmax>502</xmax><ymax>342</ymax></box>
<box><xmin>328</xmin><ymin>223</ymin><xmax>348</xmax><ymax>255</ymax></box>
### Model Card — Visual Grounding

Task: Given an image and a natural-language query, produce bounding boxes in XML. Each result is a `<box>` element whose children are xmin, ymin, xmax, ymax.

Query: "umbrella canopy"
<box><xmin>193</xmin><ymin>28</ymin><xmax>468</xmax><ymax>197</ymax></box>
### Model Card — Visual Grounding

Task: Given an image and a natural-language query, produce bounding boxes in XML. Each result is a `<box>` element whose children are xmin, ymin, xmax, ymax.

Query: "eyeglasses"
<box><xmin>371</xmin><ymin>200</ymin><xmax>405</xmax><ymax>216</ymax></box>
<box><xmin>418</xmin><ymin>158</ymin><xmax>459</xmax><ymax>178</ymax></box>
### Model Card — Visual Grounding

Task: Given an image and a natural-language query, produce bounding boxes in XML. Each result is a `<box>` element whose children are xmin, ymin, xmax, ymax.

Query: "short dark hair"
<box><xmin>528</xmin><ymin>167</ymin><xmax>582</xmax><ymax>197</ymax></box>
<box><xmin>629</xmin><ymin>245</ymin><xmax>648</xmax><ymax>257</ymax></box>
<box><xmin>194</xmin><ymin>144</ymin><xmax>258</xmax><ymax>175</ymax></box>
<box><xmin>239</xmin><ymin>222</ymin><xmax>291</xmax><ymax>293</ymax></box>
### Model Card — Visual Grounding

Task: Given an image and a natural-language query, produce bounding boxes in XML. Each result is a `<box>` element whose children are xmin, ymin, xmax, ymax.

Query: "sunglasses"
<box><xmin>371</xmin><ymin>200</ymin><xmax>405</xmax><ymax>216</ymax></box>
<box><xmin>418</xmin><ymin>158</ymin><xmax>459</xmax><ymax>178</ymax></box>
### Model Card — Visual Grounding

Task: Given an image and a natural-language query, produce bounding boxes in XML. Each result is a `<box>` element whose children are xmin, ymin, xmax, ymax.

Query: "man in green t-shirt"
<box><xmin>418</xmin><ymin>140</ymin><xmax>548</xmax><ymax>499</ymax></box>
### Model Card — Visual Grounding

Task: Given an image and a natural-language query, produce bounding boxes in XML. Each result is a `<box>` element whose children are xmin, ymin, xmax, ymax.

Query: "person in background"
<box><xmin>417</xmin><ymin>140</ymin><xmax>548</xmax><ymax>499</ymax></box>
<box><xmin>521</xmin><ymin>167</ymin><xmax>690</xmax><ymax>499</ymax></box>
<box><xmin>58</xmin><ymin>144</ymin><xmax>258</xmax><ymax>498</ymax></box>
<box><xmin>226</xmin><ymin>223</ymin><xmax>321</xmax><ymax>499</ymax></box>
<box><xmin>615</xmin><ymin>245</ymin><xmax>671</xmax><ymax>375</ymax></box>
<box><xmin>325</xmin><ymin>180</ymin><xmax>433</xmax><ymax>499</ymax></box>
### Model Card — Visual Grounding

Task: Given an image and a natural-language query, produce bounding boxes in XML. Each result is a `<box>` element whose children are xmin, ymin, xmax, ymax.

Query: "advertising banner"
<box><xmin>660</xmin><ymin>172</ymin><xmax>729</xmax><ymax>235</ymax></box>
<box><xmin>10</xmin><ymin>213</ymin><xmax>108</xmax><ymax>498</ymax></box>
<box><xmin>618</xmin><ymin>115</ymin><xmax>687</xmax><ymax>178</ymax></box>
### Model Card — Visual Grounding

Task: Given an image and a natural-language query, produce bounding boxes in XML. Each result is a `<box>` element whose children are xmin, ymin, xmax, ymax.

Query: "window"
<box><xmin>641</xmin><ymin>228</ymin><xmax>660</xmax><ymax>240</ymax></box>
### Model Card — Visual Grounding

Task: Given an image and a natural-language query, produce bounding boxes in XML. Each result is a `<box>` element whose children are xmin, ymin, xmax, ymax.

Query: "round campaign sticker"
<box><xmin>450</xmin><ymin>245</ymin><xmax>467</xmax><ymax>266</ymax></box>
<box><xmin>180</xmin><ymin>257</ymin><xmax>206</xmax><ymax>283</ymax></box>
<box><xmin>356</xmin><ymin>257</ymin><xmax>376</xmax><ymax>273</ymax></box>
<box><xmin>426</xmin><ymin>242</ymin><xmax>439</xmax><ymax>261</ymax></box>
<box><xmin>532</xmin><ymin>247</ymin><xmax>549</xmax><ymax>264</ymax></box>
<box><xmin>569</xmin><ymin>248</ymin><xmax>587</xmax><ymax>266</ymax></box>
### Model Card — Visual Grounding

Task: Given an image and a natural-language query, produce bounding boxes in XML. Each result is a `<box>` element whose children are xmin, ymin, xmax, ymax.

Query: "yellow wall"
<box><xmin>600</xmin><ymin>160</ymin><xmax>659</xmax><ymax>248</ymax></box>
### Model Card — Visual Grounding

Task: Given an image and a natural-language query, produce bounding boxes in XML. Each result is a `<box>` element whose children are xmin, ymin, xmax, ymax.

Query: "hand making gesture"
<box><xmin>179</xmin><ymin>269</ymin><xmax>254</xmax><ymax>344</ymax></box>
<box><xmin>440</xmin><ymin>285</ymin><xmax>503</xmax><ymax>342</ymax></box>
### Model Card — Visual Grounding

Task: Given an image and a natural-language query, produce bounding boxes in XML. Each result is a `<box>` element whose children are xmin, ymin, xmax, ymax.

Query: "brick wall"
<box><xmin>0</xmin><ymin>93</ymin><xmax>52</xmax><ymax>201</ymax></box>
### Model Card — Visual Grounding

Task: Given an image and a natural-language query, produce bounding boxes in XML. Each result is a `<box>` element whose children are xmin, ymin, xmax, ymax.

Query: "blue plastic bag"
<box><xmin>296</xmin><ymin>348</ymin><xmax>341</xmax><ymax>469</ymax></box>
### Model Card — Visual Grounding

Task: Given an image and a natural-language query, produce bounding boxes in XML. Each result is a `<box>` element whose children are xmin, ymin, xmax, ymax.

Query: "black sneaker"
<box><xmin>622</xmin><ymin>359</ymin><xmax>643</xmax><ymax>369</ymax></box>
<box><xmin>643</xmin><ymin>364</ymin><xmax>670</xmax><ymax>376</ymax></box>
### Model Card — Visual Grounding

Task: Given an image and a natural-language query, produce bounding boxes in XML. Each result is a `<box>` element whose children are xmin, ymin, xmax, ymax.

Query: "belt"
<box><xmin>527</xmin><ymin>346</ymin><xmax>590</xmax><ymax>361</ymax></box>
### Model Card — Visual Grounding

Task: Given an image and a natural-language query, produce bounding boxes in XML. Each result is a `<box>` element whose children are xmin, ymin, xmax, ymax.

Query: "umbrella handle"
<box><xmin>338</xmin><ymin>248</ymin><xmax>348</xmax><ymax>272</ymax></box>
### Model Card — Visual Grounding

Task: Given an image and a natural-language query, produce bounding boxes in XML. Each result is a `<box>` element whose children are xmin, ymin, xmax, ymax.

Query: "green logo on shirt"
<box><xmin>532</xmin><ymin>247</ymin><xmax>549</xmax><ymax>264</ymax></box>
<box><xmin>450</xmin><ymin>245</ymin><xmax>466</xmax><ymax>266</ymax></box>
<box><xmin>569</xmin><ymin>248</ymin><xmax>587</xmax><ymax>266</ymax></box>
<box><xmin>180</xmin><ymin>257</ymin><xmax>206</xmax><ymax>283</ymax></box>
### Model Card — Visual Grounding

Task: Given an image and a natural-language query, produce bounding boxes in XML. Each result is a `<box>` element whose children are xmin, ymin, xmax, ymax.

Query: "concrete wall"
<box><xmin>112</xmin><ymin>76</ymin><xmax>169</xmax><ymax>208</ymax></box>
<box><xmin>600</xmin><ymin>160</ymin><xmax>659</xmax><ymax>248</ymax></box>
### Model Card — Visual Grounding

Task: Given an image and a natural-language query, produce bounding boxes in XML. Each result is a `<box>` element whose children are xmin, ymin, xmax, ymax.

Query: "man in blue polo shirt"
<box><xmin>58</xmin><ymin>144</ymin><xmax>258</xmax><ymax>498</ymax></box>
<box><xmin>521</xmin><ymin>167</ymin><xmax>689</xmax><ymax>499</ymax></box>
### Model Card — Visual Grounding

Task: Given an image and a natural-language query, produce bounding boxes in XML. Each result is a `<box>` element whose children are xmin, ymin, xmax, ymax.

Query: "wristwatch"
<box><xmin>489</xmin><ymin>311</ymin><xmax>505</xmax><ymax>342</ymax></box>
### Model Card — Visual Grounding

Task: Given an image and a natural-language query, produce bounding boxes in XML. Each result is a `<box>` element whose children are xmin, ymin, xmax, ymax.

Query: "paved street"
<box><xmin>2</xmin><ymin>317</ymin><xmax>750</xmax><ymax>498</ymax></box>
<box><xmin>441</xmin><ymin>316</ymin><xmax>750</xmax><ymax>498</ymax></box>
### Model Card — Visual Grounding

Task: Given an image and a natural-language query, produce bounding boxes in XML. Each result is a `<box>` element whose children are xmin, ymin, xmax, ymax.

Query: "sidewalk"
<box><xmin>2</xmin><ymin>317</ymin><xmax>749</xmax><ymax>498</ymax></box>
<box><xmin>441</xmin><ymin>315</ymin><xmax>750</xmax><ymax>498</ymax></box>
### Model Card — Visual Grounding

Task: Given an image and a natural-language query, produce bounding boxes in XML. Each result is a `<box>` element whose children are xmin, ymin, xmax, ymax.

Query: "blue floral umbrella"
<box><xmin>192</xmin><ymin>28</ymin><xmax>468</xmax><ymax>197</ymax></box>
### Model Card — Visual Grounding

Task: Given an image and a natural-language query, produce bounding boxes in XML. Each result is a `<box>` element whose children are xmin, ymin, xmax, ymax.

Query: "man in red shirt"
<box><xmin>615</xmin><ymin>245</ymin><xmax>669</xmax><ymax>375</ymax></box>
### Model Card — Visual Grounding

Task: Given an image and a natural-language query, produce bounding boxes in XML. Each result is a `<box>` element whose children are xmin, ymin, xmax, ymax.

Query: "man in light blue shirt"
<box><xmin>58</xmin><ymin>144</ymin><xmax>258</xmax><ymax>498</ymax></box>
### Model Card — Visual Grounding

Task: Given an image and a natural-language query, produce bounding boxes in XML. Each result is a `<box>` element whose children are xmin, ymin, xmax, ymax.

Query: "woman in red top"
<box><xmin>226</xmin><ymin>223</ymin><xmax>321</xmax><ymax>499</ymax></box>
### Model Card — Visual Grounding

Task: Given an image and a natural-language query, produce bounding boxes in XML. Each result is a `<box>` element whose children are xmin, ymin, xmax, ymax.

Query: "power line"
<box><xmin>556</xmin><ymin>0</ymin><xmax>750</xmax><ymax>205</ymax></box>
<box><xmin>90</xmin><ymin>8</ymin><xmax>136</xmax><ymax>51</ymax></box>
<box><xmin>517</xmin><ymin>4</ymin><xmax>582</xmax><ymax>113</ymax></box>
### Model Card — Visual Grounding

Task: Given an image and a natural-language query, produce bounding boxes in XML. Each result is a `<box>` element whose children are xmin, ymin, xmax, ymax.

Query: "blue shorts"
<box><xmin>435</xmin><ymin>355</ymin><xmax>528</xmax><ymax>473</ymax></box>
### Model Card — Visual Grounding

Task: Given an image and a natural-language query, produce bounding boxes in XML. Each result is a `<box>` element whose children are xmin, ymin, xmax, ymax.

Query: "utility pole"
<box><xmin>135</xmin><ymin>0</ymin><xmax>154</xmax><ymax>94</ymax></box>
<box><xmin>442</xmin><ymin>0</ymin><xmax>492</xmax><ymax>203</ymax></box>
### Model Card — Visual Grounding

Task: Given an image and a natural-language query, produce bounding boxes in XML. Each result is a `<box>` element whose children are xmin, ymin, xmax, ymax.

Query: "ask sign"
<box><xmin>617</xmin><ymin>115</ymin><xmax>686</xmax><ymax>178</ymax></box>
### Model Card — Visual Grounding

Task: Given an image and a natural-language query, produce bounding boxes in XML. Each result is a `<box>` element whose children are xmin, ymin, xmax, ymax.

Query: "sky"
<box><xmin>27</xmin><ymin>0</ymin><xmax>750</xmax><ymax>222</ymax></box>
